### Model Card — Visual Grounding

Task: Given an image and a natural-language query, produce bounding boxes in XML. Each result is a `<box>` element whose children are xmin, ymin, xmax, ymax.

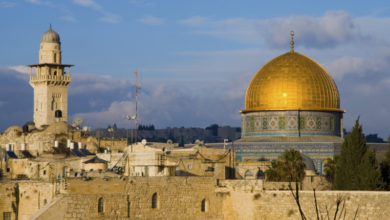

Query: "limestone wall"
<box><xmin>65</xmin><ymin>177</ymin><xmax>223</xmax><ymax>219</ymax></box>
<box><xmin>0</xmin><ymin>182</ymin><xmax>16</xmax><ymax>220</ymax></box>
<box><xmin>223</xmin><ymin>190</ymin><xmax>390</xmax><ymax>220</ymax></box>
<box><xmin>30</xmin><ymin>196</ymin><xmax>67</xmax><ymax>220</ymax></box>
<box><xmin>5</xmin><ymin>177</ymin><xmax>390</xmax><ymax>220</ymax></box>
<box><xmin>98</xmin><ymin>138</ymin><xmax>127</xmax><ymax>152</ymax></box>
<box><xmin>32</xmin><ymin>177</ymin><xmax>223</xmax><ymax>219</ymax></box>
<box><xmin>0</xmin><ymin>181</ymin><xmax>55</xmax><ymax>220</ymax></box>
<box><xmin>18</xmin><ymin>181</ymin><xmax>55</xmax><ymax>220</ymax></box>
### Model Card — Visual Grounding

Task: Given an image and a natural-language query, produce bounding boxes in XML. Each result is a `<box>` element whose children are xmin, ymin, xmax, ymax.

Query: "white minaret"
<box><xmin>28</xmin><ymin>25</ymin><xmax>73</xmax><ymax>128</ymax></box>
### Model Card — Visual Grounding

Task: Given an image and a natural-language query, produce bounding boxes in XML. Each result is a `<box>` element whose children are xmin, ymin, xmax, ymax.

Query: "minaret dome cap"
<box><xmin>41</xmin><ymin>25</ymin><xmax>60</xmax><ymax>43</ymax></box>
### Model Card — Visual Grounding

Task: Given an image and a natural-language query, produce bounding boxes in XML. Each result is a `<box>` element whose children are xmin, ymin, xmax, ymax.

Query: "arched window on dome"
<box><xmin>201</xmin><ymin>199</ymin><xmax>208</xmax><ymax>212</ymax></box>
<box><xmin>98</xmin><ymin>197</ymin><xmax>104</xmax><ymax>213</ymax></box>
<box><xmin>245</xmin><ymin>170</ymin><xmax>253</xmax><ymax>179</ymax></box>
<box><xmin>152</xmin><ymin>193</ymin><xmax>158</xmax><ymax>209</ymax></box>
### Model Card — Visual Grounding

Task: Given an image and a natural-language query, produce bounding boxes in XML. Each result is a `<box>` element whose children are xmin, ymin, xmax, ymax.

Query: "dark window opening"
<box><xmin>201</xmin><ymin>199</ymin><xmax>208</xmax><ymax>212</ymax></box>
<box><xmin>55</xmin><ymin>110</ymin><xmax>62</xmax><ymax>118</ymax></box>
<box><xmin>98</xmin><ymin>197</ymin><xmax>104</xmax><ymax>213</ymax></box>
<box><xmin>152</xmin><ymin>193</ymin><xmax>158</xmax><ymax>209</ymax></box>
<box><xmin>127</xmin><ymin>195</ymin><xmax>130</xmax><ymax>217</ymax></box>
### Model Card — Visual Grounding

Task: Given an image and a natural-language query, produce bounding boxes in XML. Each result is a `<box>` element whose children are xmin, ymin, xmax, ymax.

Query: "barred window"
<box><xmin>3</xmin><ymin>212</ymin><xmax>11</xmax><ymax>220</ymax></box>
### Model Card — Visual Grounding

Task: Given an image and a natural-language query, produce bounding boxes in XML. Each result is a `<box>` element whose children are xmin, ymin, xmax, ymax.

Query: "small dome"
<box><xmin>244</xmin><ymin>51</ymin><xmax>341</xmax><ymax>112</ymax></box>
<box><xmin>41</xmin><ymin>25</ymin><xmax>60</xmax><ymax>43</ymax></box>
<box><xmin>5</xmin><ymin>126</ymin><xmax>23</xmax><ymax>134</ymax></box>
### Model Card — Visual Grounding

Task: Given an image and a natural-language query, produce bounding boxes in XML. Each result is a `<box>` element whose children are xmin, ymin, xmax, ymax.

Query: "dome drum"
<box><xmin>241</xmin><ymin>110</ymin><xmax>343</xmax><ymax>138</ymax></box>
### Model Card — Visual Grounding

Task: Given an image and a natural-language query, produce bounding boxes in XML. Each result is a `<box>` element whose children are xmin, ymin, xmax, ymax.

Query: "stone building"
<box><xmin>123</xmin><ymin>141</ymin><xmax>232</xmax><ymax>179</ymax></box>
<box><xmin>28</xmin><ymin>25</ymin><xmax>73</xmax><ymax>129</ymax></box>
<box><xmin>2</xmin><ymin>27</ymin><xmax>390</xmax><ymax>220</ymax></box>
<box><xmin>232</xmin><ymin>32</ymin><xmax>345</xmax><ymax>175</ymax></box>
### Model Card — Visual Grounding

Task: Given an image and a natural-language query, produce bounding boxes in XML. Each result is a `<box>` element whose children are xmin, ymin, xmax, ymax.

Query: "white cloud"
<box><xmin>61</xmin><ymin>15</ymin><xmax>77</xmax><ymax>22</ymax></box>
<box><xmin>382</xmin><ymin>78</ymin><xmax>390</xmax><ymax>86</ymax></box>
<box><xmin>70</xmin><ymin>73</ymin><xmax>131</xmax><ymax>94</ymax></box>
<box><xmin>26</xmin><ymin>0</ymin><xmax>52</xmax><ymax>6</ymax></box>
<box><xmin>74</xmin><ymin>101</ymin><xmax>136</xmax><ymax>128</ymax></box>
<box><xmin>139</xmin><ymin>15</ymin><xmax>165</xmax><ymax>25</ymax></box>
<box><xmin>197</xmin><ymin>17</ymin><xmax>261</xmax><ymax>43</ymax></box>
<box><xmin>72</xmin><ymin>0</ymin><xmax>120</xmax><ymax>23</ymax></box>
<box><xmin>8</xmin><ymin>65</ymin><xmax>31</xmax><ymax>75</ymax></box>
<box><xmin>0</xmin><ymin>1</ymin><xmax>17</xmax><ymax>7</ymax></box>
<box><xmin>72</xmin><ymin>0</ymin><xmax>101</xmax><ymax>10</ymax></box>
<box><xmin>325</xmin><ymin>48</ymin><xmax>390</xmax><ymax>80</ymax></box>
<box><xmin>72</xmin><ymin>81</ymin><xmax>243</xmax><ymax>129</ymax></box>
<box><xmin>129</xmin><ymin>0</ymin><xmax>154</xmax><ymax>7</ymax></box>
<box><xmin>100</xmin><ymin>12</ymin><xmax>121</xmax><ymax>23</ymax></box>
<box><xmin>179</xmin><ymin>16</ymin><xmax>208</xmax><ymax>25</ymax></box>
<box><xmin>7</xmin><ymin>65</ymin><xmax>33</xmax><ymax>81</ymax></box>
<box><xmin>181</xmin><ymin>11</ymin><xmax>367</xmax><ymax>49</ymax></box>
<box><xmin>261</xmin><ymin>11</ymin><xmax>363</xmax><ymax>49</ymax></box>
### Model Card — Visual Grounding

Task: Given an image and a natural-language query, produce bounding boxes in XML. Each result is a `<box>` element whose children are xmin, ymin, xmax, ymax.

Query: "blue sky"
<box><xmin>1</xmin><ymin>0</ymin><xmax>390</xmax><ymax>139</ymax></box>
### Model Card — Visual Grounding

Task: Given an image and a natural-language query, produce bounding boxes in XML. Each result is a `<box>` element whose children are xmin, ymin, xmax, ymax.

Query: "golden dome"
<box><xmin>244</xmin><ymin>51</ymin><xmax>342</xmax><ymax>112</ymax></box>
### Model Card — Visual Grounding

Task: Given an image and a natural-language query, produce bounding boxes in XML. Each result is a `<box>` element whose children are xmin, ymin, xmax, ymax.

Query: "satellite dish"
<box><xmin>82</xmin><ymin>126</ymin><xmax>90</xmax><ymax>132</ymax></box>
<box><xmin>167</xmin><ymin>139</ymin><xmax>173</xmax><ymax>145</ymax></box>
<box><xmin>141</xmin><ymin>139</ymin><xmax>147</xmax><ymax>146</ymax></box>
<box><xmin>126</xmin><ymin>115</ymin><xmax>136</xmax><ymax>120</ymax></box>
<box><xmin>72</xmin><ymin>117</ymin><xmax>83</xmax><ymax>127</ymax></box>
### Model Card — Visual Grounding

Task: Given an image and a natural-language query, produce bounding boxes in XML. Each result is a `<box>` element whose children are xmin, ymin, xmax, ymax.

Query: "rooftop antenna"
<box><xmin>134</xmin><ymin>70</ymin><xmax>139</xmax><ymax>143</ymax></box>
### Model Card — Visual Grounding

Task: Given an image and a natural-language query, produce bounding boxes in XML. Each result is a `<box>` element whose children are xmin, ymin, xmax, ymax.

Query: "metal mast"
<box><xmin>135</xmin><ymin>70</ymin><xmax>138</xmax><ymax>143</ymax></box>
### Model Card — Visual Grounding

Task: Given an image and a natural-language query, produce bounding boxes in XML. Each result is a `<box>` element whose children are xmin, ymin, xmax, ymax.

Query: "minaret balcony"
<box><xmin>30</xmin><ymin>75</ymin><xmax>71</xmax><ymax>83</ymax></box>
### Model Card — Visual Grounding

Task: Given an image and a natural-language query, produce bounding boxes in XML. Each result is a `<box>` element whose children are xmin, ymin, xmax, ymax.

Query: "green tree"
<box><xmin>265</xmin><ymin>149</ymin><xmax>307</xmax><ymax>219</ymax></box>
<box><xmin>380</xmin><ymin>136</ymin><xmax>390</xmax><ymax>189</ymax></box>
<box><xmin>333</xmin><ymin>117</ymin><xmax>382</xmax><ymax>190</ymax></box>
<box><xmin>324</xmin><ymin>156</ymin><xmax>338</xmax><ymax>183</ymax></box>
<box><xmin>265</xmin><ymin>149</ymin><xmax>306</xmax><ymax>182</ymax></box>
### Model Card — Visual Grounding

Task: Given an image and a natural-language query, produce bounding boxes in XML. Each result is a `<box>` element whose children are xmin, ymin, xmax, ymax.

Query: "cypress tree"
<box><xmin>333</xmin><ymin>117</ymin><xmax>382</xmax><ymax>190</ymax></box>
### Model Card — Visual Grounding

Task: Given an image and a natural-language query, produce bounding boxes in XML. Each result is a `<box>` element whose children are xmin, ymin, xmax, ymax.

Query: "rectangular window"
<box><xmin>3</xmin><ymin>212</ymin><xmax>12</xmax><ymax>220</ymax></box>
